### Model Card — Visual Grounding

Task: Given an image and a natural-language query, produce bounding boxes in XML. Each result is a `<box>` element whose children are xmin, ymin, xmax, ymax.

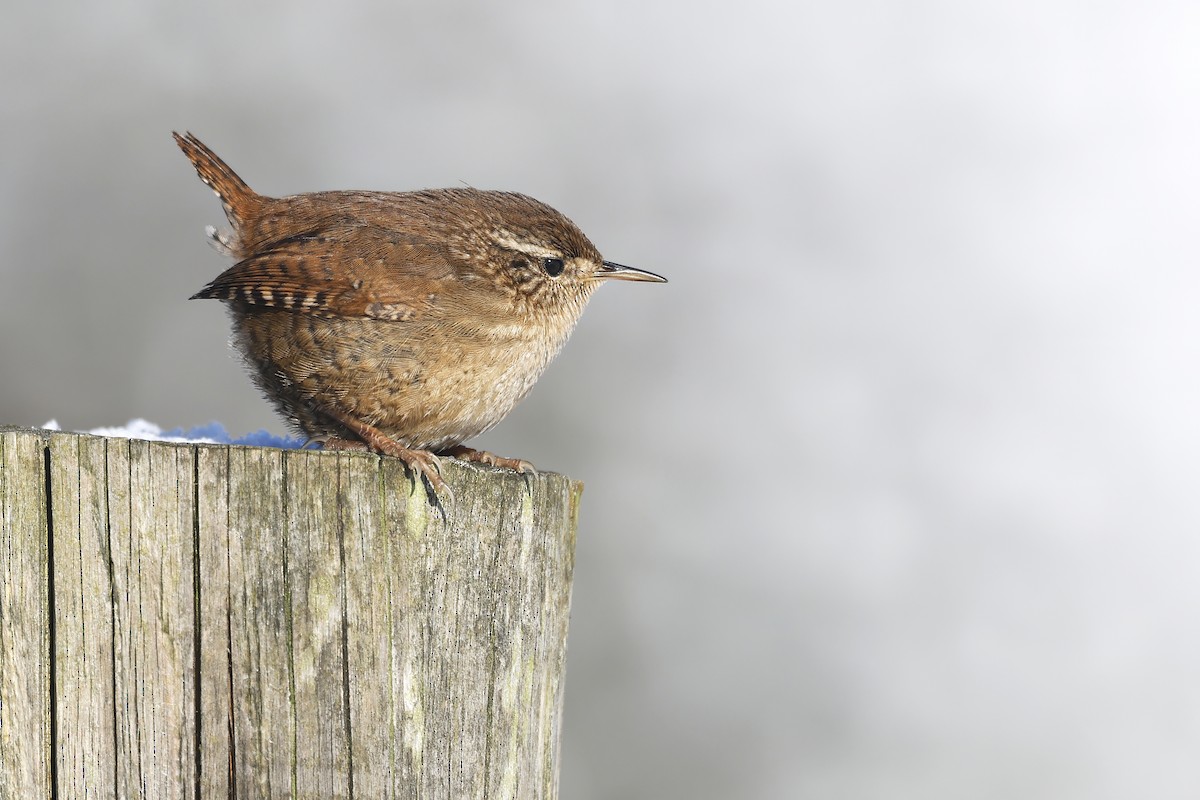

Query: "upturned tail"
<box><xmin>173</xmin><ymin>131</ymin><xmax>262</xmax><ymax>254</ymax></box>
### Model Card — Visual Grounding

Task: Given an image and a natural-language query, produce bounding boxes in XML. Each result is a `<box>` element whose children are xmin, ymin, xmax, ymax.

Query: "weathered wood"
<box><xmin>0</xmin><ymin>427</ymin><xmax>581</xmax><ymax>800</ymax></box>
<box><xmin>226</xmin><ymin>445</ymin><xmax>292</xmax><ymax>798</ymax></box>
<box><xmin>111</xmin><ymin>437</ymin><xmax>198</xmax><ymax>798</ymax></box>
<box><xmin>49</xmin><ymin>433</ymin><xmax>116</xmax><ymax>800</ymax></box>
<box><xmin>340</xmin><ymin>450</ymin><xmax>393</xmax><ymax>797</ymax></box>
<box><xmin>196</xmin><ymin>445</ymin><xmax>232</xmax><ymax>798</ymax></box>
<box><xmin>0</xmin><ymin>431</ymin><xmax>52</xmax><ymax>800</ymax></box>
<box><xmin>287</xmin><ymin>449</ymin><xmax>348</xmax><ymax>798</ymax></box>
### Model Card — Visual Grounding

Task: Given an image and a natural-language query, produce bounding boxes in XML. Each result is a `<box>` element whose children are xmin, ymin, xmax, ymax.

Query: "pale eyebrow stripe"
<box><xmin>491</xmin><ymin>230</ymin><xmax>560</xmax><ymax>259</ymax></box>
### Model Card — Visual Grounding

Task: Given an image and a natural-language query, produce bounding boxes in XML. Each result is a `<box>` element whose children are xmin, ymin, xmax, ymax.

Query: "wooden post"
<box><xmin>0</xmin><ymin>427</ymin><xmax>581</xmax><ymax>800</ymax></box>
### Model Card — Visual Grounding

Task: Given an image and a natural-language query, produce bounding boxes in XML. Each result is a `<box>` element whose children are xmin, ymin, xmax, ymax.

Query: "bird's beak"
<box><xmin>594</xmin><ymin>261</ymin><xmax>668</xmax><ymax>283</ymax></box>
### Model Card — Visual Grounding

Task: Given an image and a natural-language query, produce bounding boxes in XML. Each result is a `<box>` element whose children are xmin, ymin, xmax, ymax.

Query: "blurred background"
<box><xmin>3</xmin><ymin>0</ymin><xmax>1199</xmax><ymax>796</ymax></box>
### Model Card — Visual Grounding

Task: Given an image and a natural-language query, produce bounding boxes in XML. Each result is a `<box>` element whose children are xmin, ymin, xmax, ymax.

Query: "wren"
<box><xmin>174</xmin><ymin>132</ymin><xmax>665</xmax><ymax>497</ymax></box>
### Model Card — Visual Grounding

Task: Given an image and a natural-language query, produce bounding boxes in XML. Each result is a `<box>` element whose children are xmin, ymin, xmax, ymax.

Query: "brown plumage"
<box><xmin>174</xmin><ymin>132</ymin><xmax>665</xmax><ymax>497</ymax></box>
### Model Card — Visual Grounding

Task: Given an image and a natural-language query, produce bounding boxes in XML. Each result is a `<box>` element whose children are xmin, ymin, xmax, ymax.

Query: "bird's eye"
<box><xmin>541</xmin><ymin>257</ymin><xmax>565</xmax><ymax>277</ymax></box>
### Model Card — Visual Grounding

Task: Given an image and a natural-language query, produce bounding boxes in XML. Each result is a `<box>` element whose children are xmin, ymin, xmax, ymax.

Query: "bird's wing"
<box><xmin>191</xmin><ymin>223</ymin><xmax>457</xmax><ymax>321</ymax></box>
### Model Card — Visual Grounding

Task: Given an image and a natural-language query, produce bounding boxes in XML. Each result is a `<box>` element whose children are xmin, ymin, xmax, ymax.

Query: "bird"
<box><xmin>174</xmin><ymin>132</ymin><xmax>665</xmax><ymax>498</ymax></box>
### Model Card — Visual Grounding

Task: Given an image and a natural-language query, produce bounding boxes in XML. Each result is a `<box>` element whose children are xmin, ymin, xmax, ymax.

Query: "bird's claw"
<box><xmin>444</xmin><ymin>445</ymin><xmax>537</xmax><ymax>476</ymax></box>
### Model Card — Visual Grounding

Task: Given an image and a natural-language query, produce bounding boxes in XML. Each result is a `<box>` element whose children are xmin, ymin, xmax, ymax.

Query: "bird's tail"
<box><xmin>173</xmin><ymin>131</ymin><xmax>262</xmax><ymax>254</ymax></box>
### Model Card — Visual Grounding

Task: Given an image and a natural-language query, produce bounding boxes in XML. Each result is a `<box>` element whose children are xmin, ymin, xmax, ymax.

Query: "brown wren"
<box><xmin>174</xmin><ymin>132</ymin><xmax>665</xmax><ymax>496</ymax></box>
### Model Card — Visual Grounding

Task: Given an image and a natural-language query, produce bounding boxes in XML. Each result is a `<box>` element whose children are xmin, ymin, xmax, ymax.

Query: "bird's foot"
<box><xmin>444</xmin><ymin>445</ymin><xmax>537</xmax><ymax>475</ymax></box>
<box><xmin>318</xmin><ymin>413</ymin><xmax>451</xmax><ymax>502</ymax></box>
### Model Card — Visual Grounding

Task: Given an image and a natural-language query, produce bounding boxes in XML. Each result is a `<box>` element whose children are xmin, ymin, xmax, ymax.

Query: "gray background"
<box><xmin>3</xmin><ymin>1</ymin><xmax>1198</xmax><ymax>797</ymax></box>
